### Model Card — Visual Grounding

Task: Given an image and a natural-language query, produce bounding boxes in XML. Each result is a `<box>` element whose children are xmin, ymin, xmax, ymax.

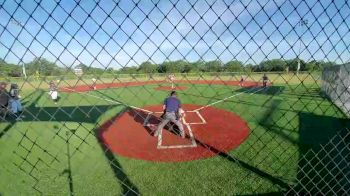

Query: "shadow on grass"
<box><xmin>96</xmin><ymin>110</ymin><xmax>140</xmax><ymax>195</ymax></box>
<box><xmin>258</xmin><ymin>99</ymin><xmax>299</xmax><ymax>145</ymax></box>
<box><xmin>1</xmin><ymin>89</ymin><xmax>113</xmax><ymax>127</ymax></box>
<box><xmin>237</xmin><ymin>192</ymin><xmax>283</xmax><ymax>196</ymax></box>
<box><xmin>127</xmin><ymin>108</ymin><xmax>183</xmax><ymax>137</ymax></box>
<box><xmin>280</xmin><ymin>87</ymin><xmax>326</xmax><ymax>101</ymax></box>
<box><xmin>257</xmin><ymin>94</ymin><xmax>350</xmax><ymax>194</ymax></box>
<box><xmin>235</xmin><ymin>86</ymin><xmax>285</xmax><ymax>95</ymax></box>
<box><xmin>55</xmin><ymin>128</ymin><xmax>75</xmax><ymax>196</ymax></box>
<box><xmin>291</xmin><ymin>112</ymin><xmax>350</xmax><ymax>195</ymax></box>
<box><xmin>193</xmin><ymin>137</ymin><xmax>290</xmax><ymax>190</ymax></box>
<box><xmin>0</xmin><ymin>123</ymin><xmax>13</xmax><ymax>138</ymax></box>
<box><xmin>1</xmin><ymin>90</ymin><xmax>140</xmax><ymax>195</ymax></box>
<box><xmin>258</xmin><ymin>97</ymin><xmax>350</xmax><ymax>194</ymax></box>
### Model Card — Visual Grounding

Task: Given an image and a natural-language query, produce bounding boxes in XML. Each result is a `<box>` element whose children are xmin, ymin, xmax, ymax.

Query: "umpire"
<box><xmin>154</xmin><ymin>91</ymin><xmax>185</xmax><ymax>138</ymax></box>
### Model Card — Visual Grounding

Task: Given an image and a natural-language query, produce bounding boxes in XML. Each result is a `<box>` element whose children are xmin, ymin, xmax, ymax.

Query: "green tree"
<box><xmin>245</xmin><ymin>63</ymin><xmax>255</xmax><ymax>72</ymax></box>
<box><xmin>315</xmin><ymin>61</ymin><xmax>334</xmax><ymax>70</ymax></box>
<box><xmin>204</xmin><ymin>60</ymin><xmax>223</xmax><ymax>72</ymax></box>
<box><xmin>118</xmin><ymin>66</ymin><xmax>138</xmax><ymax>74</ymax></box>
<box><xmin>158</xmin><ymin>60</ymin><xmax>187</xmax><ymax>73</ymax></box>
<box><xmin>190</xmin><ymin>61</ymin><xmax>205</xmax><ymax>72</ymax></box>
<box><xmin>305</xmin><ymin>60</ymin><xmax>317</xmax><ymax>71</ymax></box>
<box><xmin>77</xmin><ymin>63</ymin><xmax>106</xmax><ymax>75</ymax></box>
<box><xmin>224</xmin><ymin>60</ymin><xmax>243</xmax><ymax>72</ymax></box>
<box><xmin>259</xmin><ymin>59</ymin><xmax>287</xmax><ymax>71</ymax></box>
<box><xmin>25</xmin><ymin>58</ymin><xmax>63</xmax><ymax>76</ymax></box>
<box><xmin>285</xmin><ymin>58</ymin><xmax>305</xmax><ymax>71</ymax></box>
<box><xmin>0</xmin><ymin>58</ymin><xmax>21</xmax><ymax>76</ymax></box>
<box><xmin>138</xmin><ymin>61</ymin><xmax>158</xmax><ymax>73</ymax></box>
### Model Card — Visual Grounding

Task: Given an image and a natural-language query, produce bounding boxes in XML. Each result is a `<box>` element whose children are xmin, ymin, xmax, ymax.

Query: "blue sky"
<box><xmin>0</xmin><ymin>0</ymin><xmax>349</xmax><ymax>69</ymax></box>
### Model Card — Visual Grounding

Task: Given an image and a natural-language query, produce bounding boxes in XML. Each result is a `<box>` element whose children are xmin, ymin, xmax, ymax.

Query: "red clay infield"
<box><xmin>154</xmin><ymin>86</ymin><xmax>188</xmax><ymax>91</ymax></box>
<box><xmin>98</xmin><ymin>104</ymin><xmax>250</xmax><ymax>162</ymax></box>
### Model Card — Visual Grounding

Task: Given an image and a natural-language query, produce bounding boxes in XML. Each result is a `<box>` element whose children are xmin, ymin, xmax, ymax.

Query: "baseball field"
<box><xmin>0</xmin><ymin>73</ymin><xmax>348</xmax><ymax>195</ymax></box>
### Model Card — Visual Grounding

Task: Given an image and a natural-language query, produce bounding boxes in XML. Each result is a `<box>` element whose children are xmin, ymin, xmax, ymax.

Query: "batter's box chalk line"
<box><xmin>143</xmin><ymin>110</ymin><xmax>206</xmax><ymax>149</ymax></box>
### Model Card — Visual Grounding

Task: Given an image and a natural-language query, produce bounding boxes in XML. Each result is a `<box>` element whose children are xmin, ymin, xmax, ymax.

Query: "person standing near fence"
<box><xmin>262</xmin><ymin>74</ymin><xmax>269</xmax><ymax>87</ymax></box>
<box><xmin>9</xmin><ymin>83</ymin><xmax>25</xmax><ymax>120</ymax></box>
<box><xmin>239</xmin><ymin>76</ymin><xmax>244</xmax><ymax>87</ymax></box>
<box><xmin>49</xmin><ymin>81</ymin><xmax>59</xmax><ymax>104</ymax></box>
<box><xmin>0</xmin><ymin>82</ymin><xmax>9</xmax><ymax>110</ymax></box>
<box><xmin>92</xmin><ymin>78</ymin><xmax>97</xmax><ymax>90</ymax></box>
<box><xmin>154</xmin><ymin>91</ymin><xmax>185</xmax><ymax>138</ymax></box>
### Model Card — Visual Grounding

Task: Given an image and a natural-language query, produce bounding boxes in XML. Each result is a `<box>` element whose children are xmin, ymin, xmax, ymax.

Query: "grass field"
<box><xmin>0</xmin><ymin>74</ymin><xmax>348</xmax><ymax>195</ymax></box>
<box><xmin>1</xmin><ymin>72</ymin><xmax>321</xmax><ymax>91</ymax></box>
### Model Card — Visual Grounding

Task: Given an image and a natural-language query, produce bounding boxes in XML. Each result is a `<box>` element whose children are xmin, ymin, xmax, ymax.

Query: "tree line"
<box><xmin>0</xmin><ymin>57</ymin><xmax>333</xmax><ymax>77</ymax></box>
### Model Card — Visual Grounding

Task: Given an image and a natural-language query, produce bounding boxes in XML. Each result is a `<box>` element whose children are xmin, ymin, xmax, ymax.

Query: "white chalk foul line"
<box><xmin>193</xmin><ymin>87</ymin><xmax>267</xmax><ymax>111</ymax></box>
<box><xmin>143</xmin><ymin>113</ymin><xmax>152</xmax><ymax>126</ymax></box>
<box><xmin>61</xmin><ymin>87</ymin><xmax>153</xmax><ymax>113</ymax></box>
<box><xmin>184</xmin><ymin>110</ymin><xmax>207</xmax><ymax>125</ymax></box>
<box><xmin>181</xmin><ymin>115</ymin><xmax>197</xmax><ymax>147</ymax></box>
<box><xmin>196</xmin><ymin>110</ymin><xmax>206</xmax><ymax>124</ymax></box>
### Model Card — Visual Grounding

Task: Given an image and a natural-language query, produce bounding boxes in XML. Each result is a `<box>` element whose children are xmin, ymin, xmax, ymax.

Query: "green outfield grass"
<box><xmin>1</xmin><ymin>72</ymin><xmax>321</xmax><ymax>91</ymax></box>
<box><xmin>0</xmin><ymin>79</ymin><xmax>348</xmax><ymax>195</ymax></box>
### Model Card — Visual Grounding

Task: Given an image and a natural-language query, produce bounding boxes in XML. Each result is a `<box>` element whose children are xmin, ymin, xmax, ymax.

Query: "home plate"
<box><xmin>157</xmin><ymin>124</ymin><xmax>196</xmax><ymax>149</ymax></box>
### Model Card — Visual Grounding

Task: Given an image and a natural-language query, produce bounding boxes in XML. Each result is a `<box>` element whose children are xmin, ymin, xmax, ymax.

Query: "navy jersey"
<box><xmin>164</xmin><ymin>97</ymin><xmax>181</xmax><ymax>112</ymax></box>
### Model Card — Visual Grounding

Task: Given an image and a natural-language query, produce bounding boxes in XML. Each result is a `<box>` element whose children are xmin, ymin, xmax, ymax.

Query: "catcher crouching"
<box><xmin>155</xmin><ymin>91</ymin><xmax>185</xmax><ymax>138</ymax></box>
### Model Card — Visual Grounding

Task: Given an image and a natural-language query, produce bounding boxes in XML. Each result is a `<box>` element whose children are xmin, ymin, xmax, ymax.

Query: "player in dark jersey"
<box><xmin>155</xmin><ymin>91</ymin><xmax>185</xmax><ymax>138</ymax></box>
<box><xmin>239</xmin><ymin>76</ymin><xmax>244</xmax><ymax>87</ymax></box>
<box><xmin>0</xmin><ymin>82</ymin><xmax>9</xmax><ymax>111</ymax></box>
<box><xmin>9</xmin><ymin>83</ymin><xmax>25</xmax><ymax>120</ymax></box>
<box><xmin>262</xmin><ymin>74</ymin><xmax>269</xmax><ymax>87</ymax></box>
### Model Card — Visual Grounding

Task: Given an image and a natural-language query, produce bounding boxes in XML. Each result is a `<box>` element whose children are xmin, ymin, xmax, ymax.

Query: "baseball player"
<box><xmin>9</xmin><ymin>83</ymin><xmax>25</xmax><ymax>120</ymax></box>
<box><xmin>239</xmin><ymin>76</ymin><xmax>244</xmax><ymax>87</ymax></box>
<box><xmin>154</xmin><ymin>91</ymin><xmax>185</xmax><ymax>138</ymax></box>
<box><xmin>49</xmin><ymin>81</ymin><xmax>59</xmax><ymax>104</ymax></box>
<box><xmin>92</xmin><ymin>78</ymin><xmax>97</xmax><ymax>90</ymax></box>
<box><xmin>166</xmin><ymin>74</ymin><xmax>176</xmax><ymax>89</ymax></box>
<box><xmin>0</xmin><ymin>82</ymin><xmax>9</xmax><ymax>111</ymax></box>
<box><xmin>262</xmin><ymin>74</ymin><xmax>269</xmax><ymax>87</ymax></box>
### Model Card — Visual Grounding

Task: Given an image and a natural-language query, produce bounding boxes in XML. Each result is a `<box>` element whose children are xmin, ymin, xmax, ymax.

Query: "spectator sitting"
<box><xmin>9</xmin><ymin>83</ymin><xmax>25</xmax><ymax>120</ymax></box>
<box><xmin>0</xmin><ymin>82</ymin><xmax>9</xmax><ymax>110</ymax></box>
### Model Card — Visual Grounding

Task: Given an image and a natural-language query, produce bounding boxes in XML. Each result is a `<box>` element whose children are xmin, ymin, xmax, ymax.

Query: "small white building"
<box><xmin>74</xmin><ymin>66</ymin><xmax>83</xmax><ymax>76</ymax></box>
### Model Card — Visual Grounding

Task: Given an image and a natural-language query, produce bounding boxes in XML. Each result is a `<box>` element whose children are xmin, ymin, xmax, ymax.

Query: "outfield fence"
<box><xmin>0</xmin><ymin>0</ymin><xmax>349</xmax><ymax>195</ymax></box>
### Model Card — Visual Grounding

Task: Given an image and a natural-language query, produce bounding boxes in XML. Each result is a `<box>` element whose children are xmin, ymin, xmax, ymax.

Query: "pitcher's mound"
<box><xmin>154</xmin><ymin>86</ymin><xmax>187</xmax><ymax>91</ymax></box>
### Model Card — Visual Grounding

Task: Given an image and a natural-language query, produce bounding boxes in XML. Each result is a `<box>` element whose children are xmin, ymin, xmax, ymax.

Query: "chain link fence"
<box><xmin>0</xmin><ymin>0</ymin><xmax>349</xmax><ymax>195</ymax></box>
<box><xmin>322</xmin><ymin>63</ymin><xmax>350</xmax><ymax>117</ymax></box>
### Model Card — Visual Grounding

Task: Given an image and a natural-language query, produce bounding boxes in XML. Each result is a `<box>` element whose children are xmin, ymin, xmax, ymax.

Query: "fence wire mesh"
<box><xmin>0</xmin><ymin>0</ymin><xmax>349</xmax><ymax>195</ymax></box>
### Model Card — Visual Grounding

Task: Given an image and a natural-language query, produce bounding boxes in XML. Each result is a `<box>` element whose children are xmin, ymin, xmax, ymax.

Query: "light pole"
<box><xmin>297</xmin><ymin>19</ymin><xmax>308</xmax><ymax>76</ymax></box>
<box><xmin>22</xmin><ymin>63</ymin><xmax>27</xmax><ymax>79</ymax></box>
